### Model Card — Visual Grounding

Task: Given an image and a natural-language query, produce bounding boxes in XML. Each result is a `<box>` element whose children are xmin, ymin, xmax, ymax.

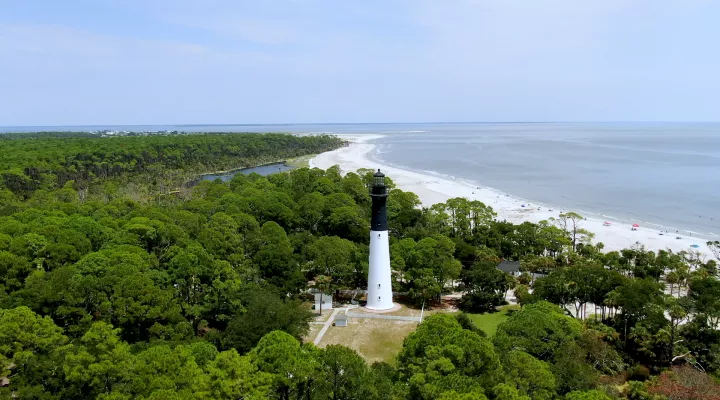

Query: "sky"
<box><xmin>1</xmin><ymin>0</ymin><xmax>719</xmax><ymax>126</ymax></box>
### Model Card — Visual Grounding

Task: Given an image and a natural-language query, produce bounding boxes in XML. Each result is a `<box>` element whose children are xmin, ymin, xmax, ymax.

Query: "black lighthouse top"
<box><xmin>370</xmin><ymin>169</ymin><xmax>388</xmax><ymax>197</ymax></box>
<box><xmin>370</xmin><ymin>169</ymin><xmax>388</xmax><ymax>231</ymax></box>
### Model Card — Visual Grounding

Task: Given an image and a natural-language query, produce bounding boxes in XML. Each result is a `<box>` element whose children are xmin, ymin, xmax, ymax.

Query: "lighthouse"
<box><xmin>367</xmin><ymin>169</ymin><xmax>394</xmax><ymax>310</ymax></box>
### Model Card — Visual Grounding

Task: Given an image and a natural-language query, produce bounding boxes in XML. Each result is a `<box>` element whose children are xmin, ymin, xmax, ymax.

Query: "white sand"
<box><xmin>311</xmin><ymin>134</ymin><xmax>714</xmax><ymax>256</ymax></box>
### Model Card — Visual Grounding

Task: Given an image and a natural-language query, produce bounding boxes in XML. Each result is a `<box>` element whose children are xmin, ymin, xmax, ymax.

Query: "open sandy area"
<box><xmin>310</xmin><ymin>134</ymin><xmax>714</xmax><ymax>255</ymax></box>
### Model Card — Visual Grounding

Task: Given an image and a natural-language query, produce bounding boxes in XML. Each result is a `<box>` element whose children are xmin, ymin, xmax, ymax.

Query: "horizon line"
<box><xmin>2</xmin><ymin>120</ymin><xmax>719</xmax><ymax>129</ymax></box>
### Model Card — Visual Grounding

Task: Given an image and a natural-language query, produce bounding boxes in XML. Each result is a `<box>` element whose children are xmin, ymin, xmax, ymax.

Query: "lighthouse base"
<box><xmin>361</xmin><ymin>303</ymin><xmax>401</xmax><ymax>313</ymax></box>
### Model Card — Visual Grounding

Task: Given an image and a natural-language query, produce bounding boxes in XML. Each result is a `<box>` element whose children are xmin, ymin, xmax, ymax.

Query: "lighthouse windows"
<box><xmin>378</xmin><ymin>233</ymin><xmax>381</xmax><ymax>238</ymax></box>
<box><xmin>378</xmin><ymin>284</ymin><xmax>381</xmax><ymax>289</ymax></box>
<box><xmin>378</xmin><ymin>296</ymin><xmax>381</xmax><ymax>301</ymax></box>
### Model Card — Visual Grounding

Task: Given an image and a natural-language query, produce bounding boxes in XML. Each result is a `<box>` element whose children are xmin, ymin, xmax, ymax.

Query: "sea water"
<box><xmin>367</xmin><ymin>122</ymin><xmax>720</xmax><ymax>238</ymax></box>
<box><xmin>2</xmin><ymin>122</ymin><xmax>718</xmax><ymax>237</ymax></box>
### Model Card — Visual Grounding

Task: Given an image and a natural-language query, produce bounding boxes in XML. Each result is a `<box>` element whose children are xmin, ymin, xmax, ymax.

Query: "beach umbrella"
<box><xmin>603</xmin><ymin>221</ymin><xmax>612</xmax><ymax>226</ymax></box>
<box><xmin>632</xmin><ymin>224</ymin><xmax>640</xmax><ymax>228</ymax></box>
<box><xmin>690</xmin><ymin>244</ymin><xmax>700</xmax><ymax>248</ymax></box>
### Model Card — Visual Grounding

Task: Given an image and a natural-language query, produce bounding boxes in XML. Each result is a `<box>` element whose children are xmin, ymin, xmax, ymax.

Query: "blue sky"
<box><xmin>1</xmin><ymin>0</ymin><xmax>719</xmax><ymax>125</ymax></box>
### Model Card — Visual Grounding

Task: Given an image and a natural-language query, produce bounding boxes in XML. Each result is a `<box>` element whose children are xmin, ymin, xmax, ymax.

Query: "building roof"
<box><xmin>497</xmin><ymin>260</ymin><xmax>521</xmax><ymax>273</ymax></box>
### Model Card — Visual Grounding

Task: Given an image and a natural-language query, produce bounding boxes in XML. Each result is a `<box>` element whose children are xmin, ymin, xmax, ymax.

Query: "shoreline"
<box><xmin>310</xmin><ymin>134</ymin><xmax>713</xmax><ymax>255</ymax></box>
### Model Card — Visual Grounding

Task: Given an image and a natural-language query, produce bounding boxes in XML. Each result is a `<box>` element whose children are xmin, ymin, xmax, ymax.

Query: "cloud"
<box><xmin>0</xmin><ymin>0</ymin><xmax>719</xmax><ymax>124</ymax></box>
<box><xmin>165</xmin><ymin>15</ymin><xmax>298</xmax><ymax>45</ymax></box>
<box><xmin>0</xmin><ymin>22</ymin><xmax>288</xmax><ymax>125</ymax></box>
<box><xmin>0</xmin><ymin>22</ymin><xmax>287</xmax><ymax>79</ymax></box>
<box><xmin>0</xmin><ymin>24</ymin><xmax>211</xmax><ymax>68</ymax></box>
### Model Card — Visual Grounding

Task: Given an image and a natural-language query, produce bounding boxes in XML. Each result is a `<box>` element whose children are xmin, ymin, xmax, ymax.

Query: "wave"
<box><xmin>385</xmin><ymin>130</ymin><xmax>427</xmax><ymax>133</ymax></box>
<box><xmin>421</xmin><ymin>169</ymin><xmax>459</xmax><ymax>181</ymax></box>
<box><xmin>375</xmin><ymin>144</ymin><xmax>392</xmax><ymax>154</ymax></box>
<box><xmin>684</xmin><ymin>230</ymin><xmax>703</xmax><ymax>235</ymax></box>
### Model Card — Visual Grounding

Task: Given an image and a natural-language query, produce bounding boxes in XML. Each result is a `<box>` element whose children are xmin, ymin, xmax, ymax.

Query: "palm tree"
<box><xmin>707</xmin><ymin>240</ymin><xmax>720</xmax><ymax>261</ymax></box>
<box><xmin>604</xmin><ymin>290</ymin><xmax>621</xmax><ymax>320</ymax></box>
<box><xmin>315</xmin><ymin>275</ymin><xmax>333</xmax><ymax>316</ymax></box>
<box><xmin>666</xmin><ymin>271</ymin><xmax>680</xmax><ymax>297</ymax></box>
<box><xmin>675</xmin><ymin>265</ymin><xmax>691</xmax><ymax>296</ymax></box>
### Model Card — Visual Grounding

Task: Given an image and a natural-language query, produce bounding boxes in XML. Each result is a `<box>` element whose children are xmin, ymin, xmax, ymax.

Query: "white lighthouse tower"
<box><xmin>366</xmin><ymin>169</ymin><xmax>394</xmax><ymax>310</ymax></box>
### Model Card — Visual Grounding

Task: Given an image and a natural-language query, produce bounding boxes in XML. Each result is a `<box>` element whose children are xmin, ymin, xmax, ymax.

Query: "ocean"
<box><xmin>2</xmin><ymin>122</ymin><xmax>718</xmax><ymax>238</ymax></box>
<box><xmin>365</xmin><ymin>122</ymin><xmax>720</xmax><ymax>239</ymax></box>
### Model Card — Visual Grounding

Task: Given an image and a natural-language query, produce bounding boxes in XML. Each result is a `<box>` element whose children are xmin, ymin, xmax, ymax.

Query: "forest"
<box><xmin>0</xmin><ymin>132</ymin><xmax>719</xmax><ymax>400</ymax></box>
<box><xmin>0</xmin><ymin>132</ymin><xmax>344</xmax><ymax>199</ymax></box>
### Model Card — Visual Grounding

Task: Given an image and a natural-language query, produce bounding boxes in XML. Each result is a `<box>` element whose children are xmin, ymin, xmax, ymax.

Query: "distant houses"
<box><xmin>497</xmin><ymin>260</ymin><xmax>521</xmax><ymax>276</ymax></box>
<box><xmin>496</xmin><ymin>259</ymin><xmax>546</xmax><ymax>280</ymax></box>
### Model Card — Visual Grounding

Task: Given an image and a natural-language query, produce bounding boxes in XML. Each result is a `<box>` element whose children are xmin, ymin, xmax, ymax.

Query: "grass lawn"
<box><xmin>308</xmin><ymin>303</ymin><xmax>515</xmax><ymax>364</ymax></box>
<box><xmin>318</xmin><ymin>318</ymin><xmax>418</xmax><ymax>364</ymax></box>
<box><xmin>303</xmin><ymin>324</ymin><xmax>323</xmax><ymax>344</ymax></box>
<box><xmin>467</xmin><ymin>305</ymin><xmax>520</xmax><ymax>337</ymax></box>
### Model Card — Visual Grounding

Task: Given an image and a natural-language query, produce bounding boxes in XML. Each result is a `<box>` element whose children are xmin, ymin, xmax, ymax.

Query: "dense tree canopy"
<box><xmin>1</xmin><ymin>131</ymin><xmax>719</xmax><ymax>399</ymax></box>
<box><xmin>0</xmin><ymin>132</ymin><xmax>343</xmax><ymax>199</ymax></box>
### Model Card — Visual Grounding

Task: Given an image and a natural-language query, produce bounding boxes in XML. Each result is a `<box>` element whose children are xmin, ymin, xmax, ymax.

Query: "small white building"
<box><xmin>334</xmin><ymin>313</ymin><xmax>348</xmax><ymax>327</ymax></box>
<box><xmin>314</xmin><ymin>293</ymin><xmax>333</xmax><ymax>311</ymax></box>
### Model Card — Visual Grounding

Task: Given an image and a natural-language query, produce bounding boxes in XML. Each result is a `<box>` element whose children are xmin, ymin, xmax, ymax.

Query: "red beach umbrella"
<box><xmin>632</xmin><ymin>223</ymin><xmax>640</xmax><ymax>227</ymax></box>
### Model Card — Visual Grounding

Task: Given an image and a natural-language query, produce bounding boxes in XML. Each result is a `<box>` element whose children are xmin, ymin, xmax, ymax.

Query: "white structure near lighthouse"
<box><xmin>366</xmin><ymin>169</ymin><xmax>394</xmax><ymax>310</ymax></box>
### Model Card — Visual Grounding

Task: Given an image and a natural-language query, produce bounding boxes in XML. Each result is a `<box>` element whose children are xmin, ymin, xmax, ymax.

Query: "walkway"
<box><xmin>313</xmin><ymin>308</ymin><xmax>340</xmax><ymax>345</ymax></box>
<box><xmin>346</xmin><ymin>312</ymin><xmax>421</xmax><ymax>322</ymax></box>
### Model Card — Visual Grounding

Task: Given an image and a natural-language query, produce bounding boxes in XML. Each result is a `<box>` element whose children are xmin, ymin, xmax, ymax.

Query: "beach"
<box><xmin>310</xmin><ymin>134</ymin><xmax>713</xmax><ymax>255</ymax></box>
